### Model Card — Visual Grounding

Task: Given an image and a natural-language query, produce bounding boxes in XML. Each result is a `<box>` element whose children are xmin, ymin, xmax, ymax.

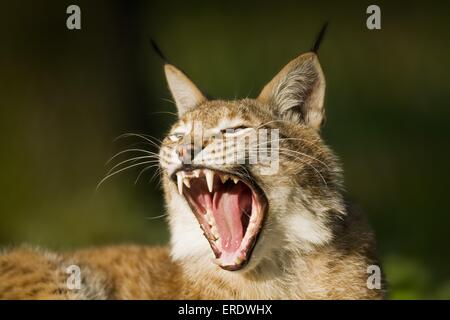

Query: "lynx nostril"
<box><xmin>176</xmin><ymin>145</ymin><xmax>186</xmax><ymax>158</ymax></box>
<box><xmin>177</xmin><ymin>144</ymin><xmax>202</xmax><ymax>164</ymax></box>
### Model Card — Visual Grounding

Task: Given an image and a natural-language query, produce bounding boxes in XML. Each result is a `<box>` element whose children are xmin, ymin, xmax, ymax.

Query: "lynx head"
<box><xmin>159</xmin><ymin>51</ymin><xmax>345</xmax><ymax>273</ymax></box>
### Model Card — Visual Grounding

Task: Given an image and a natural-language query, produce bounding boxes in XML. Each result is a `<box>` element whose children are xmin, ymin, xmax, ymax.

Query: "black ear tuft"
<box><xmin>311</xmin><ymin>22</ymin><xmax>329</xmax><ymax>54</ymax></box>
<box><xmin>148</xmin><ymin>37</ymin><xmax>170</xmax><ymax>64</ymax></box>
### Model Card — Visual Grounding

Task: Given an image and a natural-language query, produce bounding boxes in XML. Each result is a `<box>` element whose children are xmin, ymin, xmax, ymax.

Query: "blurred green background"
<box><xmin>1</xmin><ymin>1</ymin><xmax>449</xmax><ymax>299</ymax></box>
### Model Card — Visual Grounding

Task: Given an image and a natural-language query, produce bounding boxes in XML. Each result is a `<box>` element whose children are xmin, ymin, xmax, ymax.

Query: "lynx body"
<box><xmin>0</xmin><ymin>43</ymin><xmax>385</xmax><ymax>299</ymax></box>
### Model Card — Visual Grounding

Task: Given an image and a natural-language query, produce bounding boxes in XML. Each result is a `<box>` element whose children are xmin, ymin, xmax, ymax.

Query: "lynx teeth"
<box><xmin>176</xmin><ymin>172</ymin><xmax>183</xmax><ymax>195</ymax></box>
<box><xmin>177</xmin><ymin>169</ymin><xmax>240</xmax><ymax>193</ymax></box>
<box><xmin>206</xmin><ymin>210</ymin><xmax>215</xmax><ymax>227</ymax></box>
<box><xmin>211</xmin><ymin>226</ymin><xmax>219</xmax><ymax>239</ymax></box>
<box><xmin>205</xmin><ymin>170</ymin><xmax>214</xmax><ymax>192</ymax></box>
<box><xmin>183</xmin><ymin>177</ymin><xmax>191</xmax><ymax>188</ymax></box>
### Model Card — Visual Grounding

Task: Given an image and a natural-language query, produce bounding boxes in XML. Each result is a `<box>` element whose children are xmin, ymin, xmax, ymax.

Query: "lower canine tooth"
<box><xmin>206</xmin><ymin>215</ymin><xmax>211</xmax><ymax>225</ymax></box>
<box><xmin>206</xmin><ymin>211</ymin><xmax>214</xmax><ymax>225</ymax></box>
<box><xmin>176</xmin><ymin>173</ymin><xmax>183</xmax><ymax>195</ymax></box>
<box><xmin>211</xmin><ymin>226</ymin><xmax>219</xmax><ymax>239</ymax></box>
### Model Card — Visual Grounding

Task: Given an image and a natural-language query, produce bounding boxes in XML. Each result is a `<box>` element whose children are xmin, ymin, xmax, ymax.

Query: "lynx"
<box><xmin>0</xmin><ymin>28</ymin><xmax>385</xmax><ymax>299</ymax></box>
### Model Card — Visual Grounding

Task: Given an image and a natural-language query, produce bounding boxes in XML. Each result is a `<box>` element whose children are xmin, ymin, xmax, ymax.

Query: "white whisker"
<box><xmin>135</xmin><ymin>164</ymin><xmax>160</xmax><ymax>184</ymax></box>
<box><xmin>107</xmin><ymin>156</ymin><xmax>159</xmax><ymax>175</ymax></box>
<box><xmin>96</xmin><ymin>161</ymin><xmax>155</xmax><ymax>191</ymax></box>
<box><xmin>115</xmin><ymin>133</ymin><xmax>162</xmax><ymax>149</ymax></box>
<box><xmin>145</xmin><ymin>213</ymin><xmax>169</xmax><ymax>220</ymax></box>
<box><xmin>278</xmin><ymin>147</ymin><xmax>330</xmax><ymax>169</ymax></box>
<box><xmin>106</xmin><ymin>148</ymin><xmax>153</xmax><ymax>166</ymax></box>
<box><xmin>278</xmin><ymin>150</ymin><xmax>327</xmax><ymax>186</ymax></box>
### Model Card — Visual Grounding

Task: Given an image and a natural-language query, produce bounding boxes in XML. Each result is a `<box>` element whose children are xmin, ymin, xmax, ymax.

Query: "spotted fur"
<box><xmin>0</xmin><ymin>50</ymin><xmax>386</xmax><ymax>299</ymax></box>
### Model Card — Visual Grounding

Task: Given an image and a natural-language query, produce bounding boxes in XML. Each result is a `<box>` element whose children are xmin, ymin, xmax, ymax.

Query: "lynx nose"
<box><xmin>176</xmin><ymin>143</ymin><xmax>203</xmax><ymax>164</ymax></box>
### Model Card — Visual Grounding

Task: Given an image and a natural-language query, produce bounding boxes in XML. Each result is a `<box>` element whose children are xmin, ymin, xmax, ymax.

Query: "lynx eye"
<box><xmin>221</xmin><ymin>126</ymin><xmax>248</xmax><ymax>136</ymax></box>
<box><xmin>168</xmin><ymin>133</ymin><xmax>184</xmax><ymax>142</ymax></box>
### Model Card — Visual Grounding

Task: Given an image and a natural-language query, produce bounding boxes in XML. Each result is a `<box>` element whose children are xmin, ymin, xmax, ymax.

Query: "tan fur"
<box><xmin>0</xmin><ymin>51</ymin><xmax>386</xmax><ymax>299</ymax></box>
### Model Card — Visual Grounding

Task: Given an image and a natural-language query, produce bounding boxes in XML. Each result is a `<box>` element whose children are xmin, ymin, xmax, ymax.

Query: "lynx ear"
<box><xmin>257</xmin><ymin>53</ymin><xmax>325</xmax><ymax>130</ymax></box>
<box><xmin>164</xmin><ymin>64</ymin><xmax>207</xmax><ymax>116</ymax></box>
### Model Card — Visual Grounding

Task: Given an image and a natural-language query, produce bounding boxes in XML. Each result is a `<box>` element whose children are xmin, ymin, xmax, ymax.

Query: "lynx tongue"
<box><xmin>212</xmin><ymin>183</ymin><xmax>252</xmax><ymax>253</ymax></box>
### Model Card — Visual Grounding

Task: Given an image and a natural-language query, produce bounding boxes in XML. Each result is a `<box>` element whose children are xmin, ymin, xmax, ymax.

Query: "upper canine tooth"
<box><xmin>205</xmin><ymin>170</ymin><xmax>214</xmax><ymax>192</ymax></box>
<box><xmin>183</xmin><ymin>177</ymin><xmax>191</xmax><ymax>188</ymax></box>
<box><xmin>220</xmin><ymin>175</ymin><xmax>229</xmax><ymax>184</ymax></box>
<box><xmin>233</xmin><ymin>177</ymin><xmax>239</xmax><ymax>184</ymax></box>
<box><xmin>176</xmin><ymin>172</ymin><xmax>183</xmax><ymax>195</ymax></box>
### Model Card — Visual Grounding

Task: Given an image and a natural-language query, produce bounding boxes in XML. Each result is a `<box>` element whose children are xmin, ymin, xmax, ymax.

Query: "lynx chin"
<box><xmin>0</xmin><ymin>32</ymin><xmax>386</xmax><ymax>299</ymax></box>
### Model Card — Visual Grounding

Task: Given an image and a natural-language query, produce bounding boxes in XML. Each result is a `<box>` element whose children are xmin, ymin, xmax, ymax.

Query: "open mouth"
<box><xmin>172</xmin><ymin>168</ymin><xmax>267</xmax><ymax>271</ymax></box>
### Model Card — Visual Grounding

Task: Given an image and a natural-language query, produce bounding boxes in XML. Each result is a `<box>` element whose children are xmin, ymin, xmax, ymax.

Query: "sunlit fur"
<box><xmin>0</xmin><ymin>52</ymin><xmax>385</xmax><ymax>299</ymax></box>
<box><xmin>159</xmin><ymin>99</ymin><xmax>384</xmax><ymax>299</ymax></box>
<box><xmin>158</xmin><ymin>51</ymin><xmax>385</xmax><ymax>298</ymax></box>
